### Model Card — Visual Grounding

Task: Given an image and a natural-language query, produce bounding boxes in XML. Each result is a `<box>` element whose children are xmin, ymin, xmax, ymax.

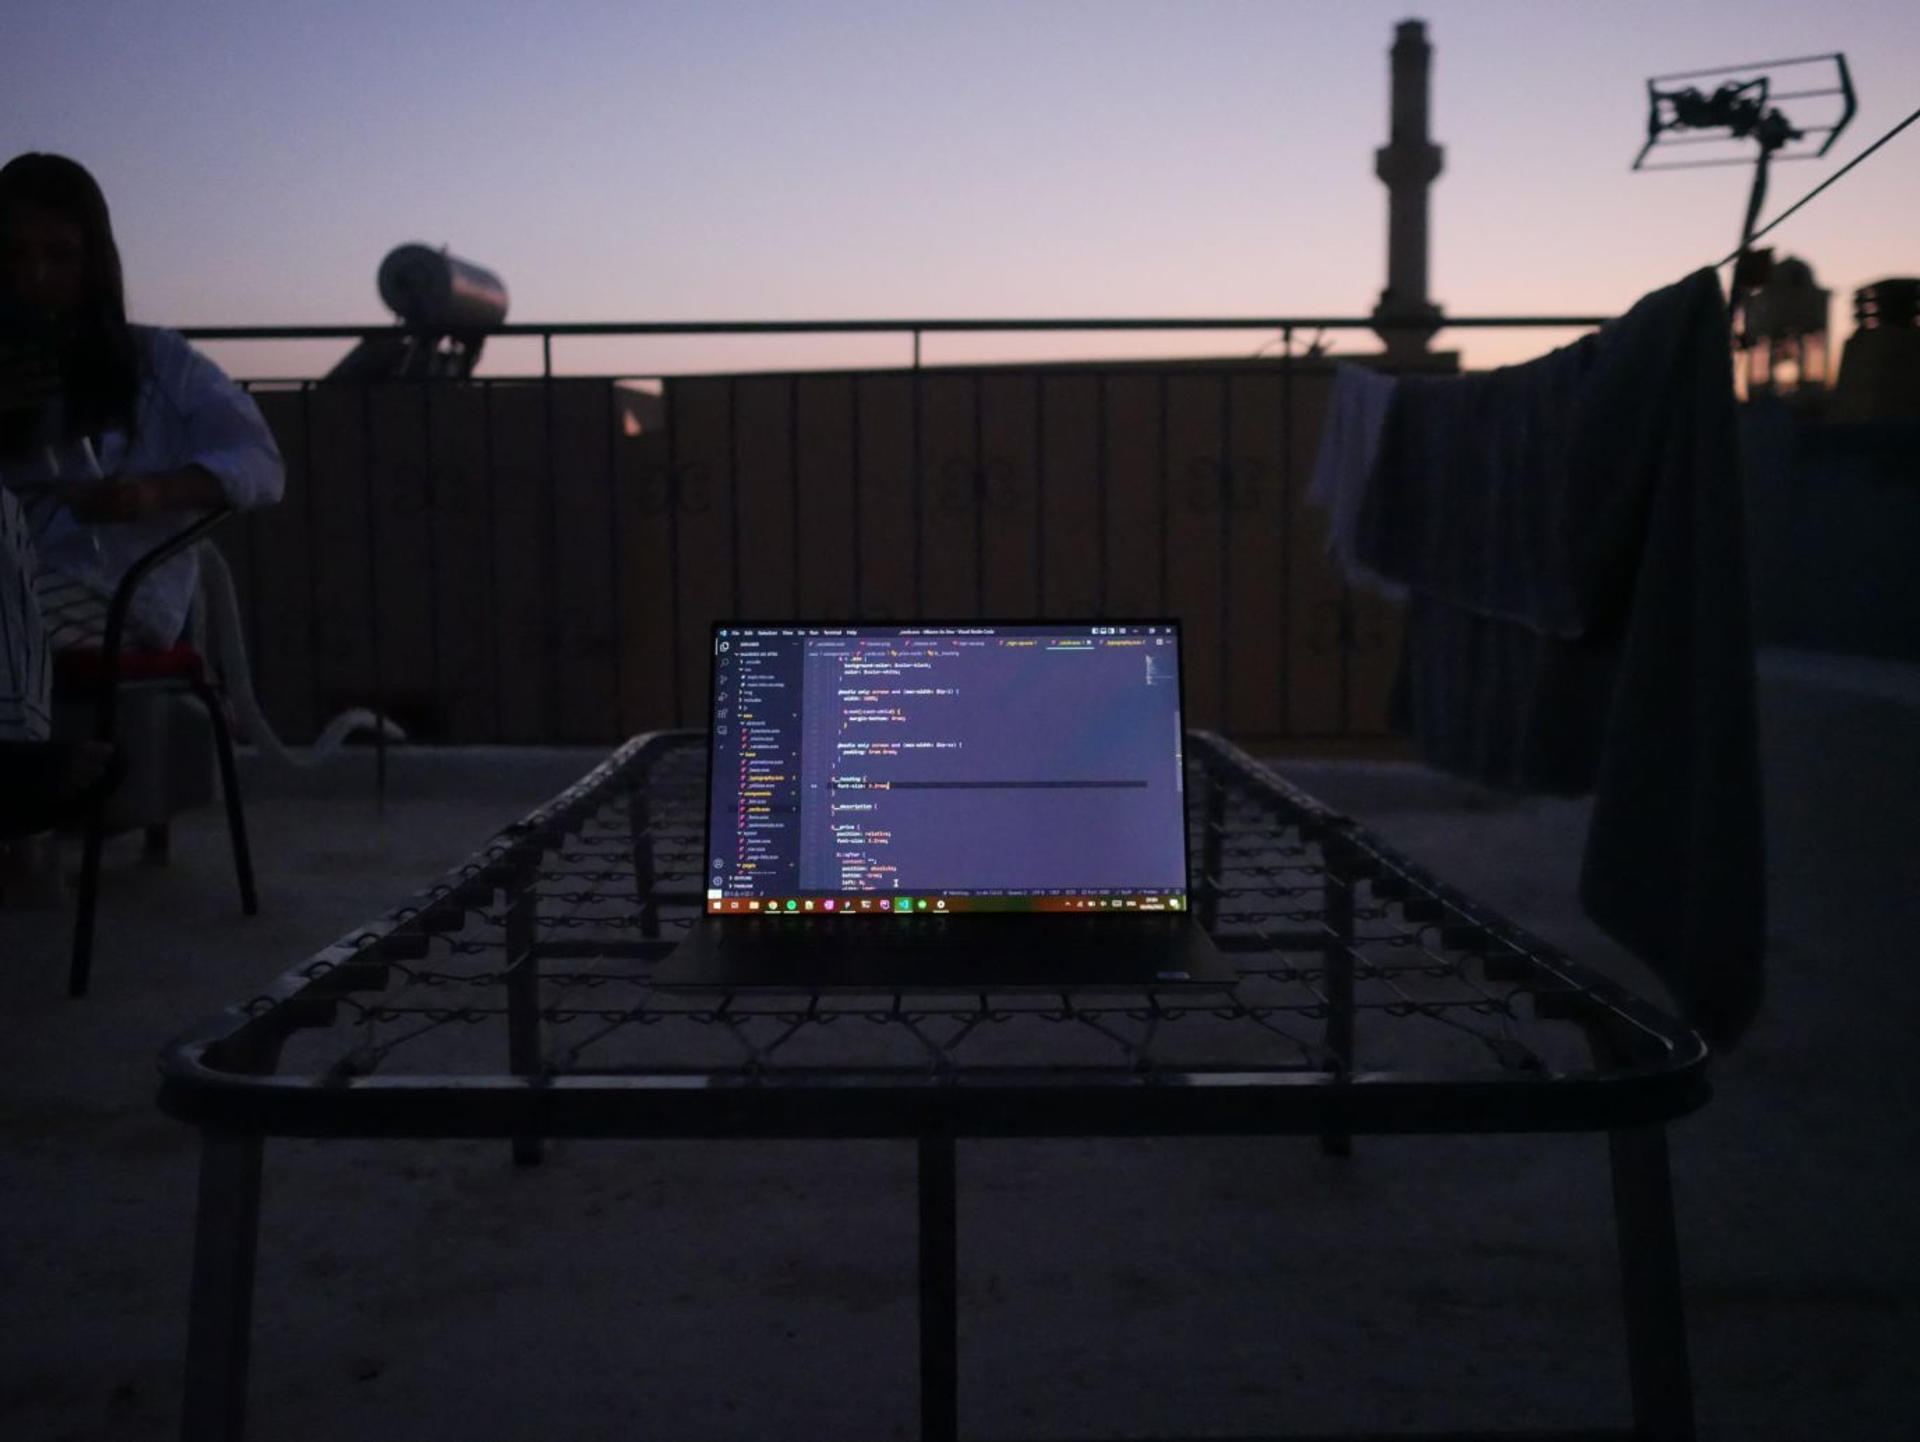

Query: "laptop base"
<box><xmin>652</xmin><ymin>917</ymin><xmax>1238</xmax><ymax>994</ymax></box>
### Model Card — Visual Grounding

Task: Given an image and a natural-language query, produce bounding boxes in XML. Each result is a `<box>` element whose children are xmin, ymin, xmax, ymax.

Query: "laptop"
<box><xmin>652</xmin><ymin>620</ymin><xmax>1237</xmax><ymax>992</ymax></box>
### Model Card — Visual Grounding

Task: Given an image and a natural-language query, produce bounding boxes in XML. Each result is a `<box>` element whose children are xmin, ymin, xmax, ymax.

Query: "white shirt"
<box><xmin>16</xmin><ymin>325</ymin><xmax>284</xmax><ymax>647</ymax></box>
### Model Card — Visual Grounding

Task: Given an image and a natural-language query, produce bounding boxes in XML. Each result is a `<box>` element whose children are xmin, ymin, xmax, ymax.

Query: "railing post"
<box><xmin>359</xmin><ymin>385</ymin><xmax>388</xmax><ymax>804</ymax></box>
<box><xmin>1279</xmin><ymin>323</ymin><xmax>1295</xmax><ymax>741</ymax></box>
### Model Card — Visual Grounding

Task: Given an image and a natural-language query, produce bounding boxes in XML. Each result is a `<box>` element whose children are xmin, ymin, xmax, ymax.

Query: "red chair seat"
<box><xmin>54</xmin><ymin>641</ymin><xmax>208</xmax><ymax>690</ymax></box>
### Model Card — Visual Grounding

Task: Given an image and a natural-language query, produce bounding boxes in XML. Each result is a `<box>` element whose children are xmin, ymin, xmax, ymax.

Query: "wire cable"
<box><xmin>1718</xmin><ymin>101</ymin><xmax>1920</xmax><ymax>265</ymax></box>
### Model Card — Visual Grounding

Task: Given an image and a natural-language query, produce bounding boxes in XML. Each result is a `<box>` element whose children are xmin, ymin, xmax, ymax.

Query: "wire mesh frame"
<box><xmin>159</xmin><ymin>731</ymin><xmax>1709</xmax><ymax>1141</ymax></box>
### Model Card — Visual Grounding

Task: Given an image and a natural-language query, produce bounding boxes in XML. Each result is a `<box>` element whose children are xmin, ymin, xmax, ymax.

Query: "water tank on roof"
<box><xmin>1743</xmin><ymin>254</ymin><xmax>1829</xmax><ymax>343</ymax></box>
<box><xmin>1739</xmin><ymin>253</ymin><xmax>1830</xmax><ymax>403</ymax></box>
<box><xmin>1831</xmin><ymin>278</ymin><xmax>1920</xmax><ymax>423</ymax></box>
<box><xmin>1853</xmin><ymin>279</ymin><xmax>1920</xmax><ymax>330</ymax></box>
<box><xmin>323</xmin><ymin>245</ymin><xmax>510</xmax><ymax>382</ymax></box>
<box><xmin>377</xmin><ymin>245</ymin><xmax>509</xmax><ymax>333</ymax></box>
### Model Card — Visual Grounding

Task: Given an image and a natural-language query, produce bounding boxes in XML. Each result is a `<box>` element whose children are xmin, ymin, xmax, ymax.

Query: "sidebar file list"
<box><xmin>712</xmin><ymin>633</ymin><xmax>805</xmax><ymax>897</ymax></box>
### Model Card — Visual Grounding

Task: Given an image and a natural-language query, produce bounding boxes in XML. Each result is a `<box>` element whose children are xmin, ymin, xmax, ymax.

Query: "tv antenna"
<box><xmin>1632</xmin><ymin>53</ymin><xmax>1855</xmax><ymax>264</ymax></box>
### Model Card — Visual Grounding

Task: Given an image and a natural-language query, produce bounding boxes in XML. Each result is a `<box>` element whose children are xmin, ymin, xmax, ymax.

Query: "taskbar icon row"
<box><xmin>706</xmin><ymin>894</ymin><xmax>1186</xmax><ymax>915</ymax></box>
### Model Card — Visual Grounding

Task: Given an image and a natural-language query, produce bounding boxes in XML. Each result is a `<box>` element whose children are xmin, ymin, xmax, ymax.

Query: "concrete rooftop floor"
<box><xmin>2</xmin><ymin>647</ymin><xmax>1916</xmax><ymax>1441</ymax></box>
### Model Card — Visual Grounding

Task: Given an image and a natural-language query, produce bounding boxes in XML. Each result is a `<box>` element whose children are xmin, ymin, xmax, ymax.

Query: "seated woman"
<box><xmin>0</xmin><ymin>151</ymin><xmax>284</xmax><ymax>840</ymax></box>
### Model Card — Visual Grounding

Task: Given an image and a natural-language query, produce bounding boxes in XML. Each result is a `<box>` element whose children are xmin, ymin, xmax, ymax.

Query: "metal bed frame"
<box><xmin>159</xmin><ymin>730</ymin><xmax>1710</xmax><ymax>1442</ymax></box>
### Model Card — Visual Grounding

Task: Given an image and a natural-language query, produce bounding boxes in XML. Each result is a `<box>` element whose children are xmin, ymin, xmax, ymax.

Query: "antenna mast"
<box><xmin>1632</xmin><ymin>53</ymin><xmax>1856</xmax><ymax>265</ymax></box>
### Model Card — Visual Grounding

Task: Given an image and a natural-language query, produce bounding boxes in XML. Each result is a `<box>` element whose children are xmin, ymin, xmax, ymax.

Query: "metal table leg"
<box><xmin>181</xmin><ymin>1130</ymin><xmax>264</xmax><ymax>1442</ymax></box>
<box><xmin>1609</xmin><ymin>1124</ymin><xmax>1696</xmax><ymax>1441</ymax></box>
<box><xmin>918</xmin><ymin>1134</ymin><xmax>958</xmax><ymax>1442</ymax></box>
<box><xmin>1320</xmin><ymin>835</ymin><xmax>1357</xmax><ymax>1157</ymax></box>
<box><xmin>628</xmin><ymin>784</ymin><xmax>660</xmax><ymax>940</ymax></box>
<box><xmin>503</xmin><ymin>880</ymin><xmax>545</xmax><ymax>1166</ymax></box>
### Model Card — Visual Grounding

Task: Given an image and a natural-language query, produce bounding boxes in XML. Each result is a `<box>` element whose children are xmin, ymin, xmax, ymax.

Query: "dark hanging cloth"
<box><xmin>1352</xmin><ymin>268</ymin><xmax>1765</xmax><ymax>1047</ymax></box>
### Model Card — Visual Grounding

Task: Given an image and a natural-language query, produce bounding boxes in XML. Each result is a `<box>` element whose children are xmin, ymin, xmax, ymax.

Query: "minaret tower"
<box><xmin>1370</xmin><ymin>19</ymin><xmax>1445</xmax><ymax>360</ymax></box>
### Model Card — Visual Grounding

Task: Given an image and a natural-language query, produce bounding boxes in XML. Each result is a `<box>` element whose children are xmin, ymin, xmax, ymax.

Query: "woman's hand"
<box><xmin>68</xmin><ymin>474</ymin><xmax>164</xmax><ymax>522</ymax></box>
<box><xmin>68</xmin><ymin>466</ymin><xmax>226</xmax><ymax>522</ymax></box>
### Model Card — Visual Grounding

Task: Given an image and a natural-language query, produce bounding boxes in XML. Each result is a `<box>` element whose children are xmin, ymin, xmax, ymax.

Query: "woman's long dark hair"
<box><xmin>0</xmin><ymin>153</ymin><xmax>144</xmax><ymax>453</ymax></box>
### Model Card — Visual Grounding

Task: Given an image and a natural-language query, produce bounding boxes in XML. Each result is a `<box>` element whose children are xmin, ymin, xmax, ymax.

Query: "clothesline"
<box><xmin>1716</xmin><ymin>100</ymin><xmax>1920</xmax><ymax>267</ymax></box>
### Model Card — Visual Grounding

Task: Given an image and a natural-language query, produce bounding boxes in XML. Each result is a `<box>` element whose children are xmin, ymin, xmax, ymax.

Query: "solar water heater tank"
<box><xmin>377</xmin><ymin>244</ymin><xmax>509</xmax><ymax>333</ymax></box>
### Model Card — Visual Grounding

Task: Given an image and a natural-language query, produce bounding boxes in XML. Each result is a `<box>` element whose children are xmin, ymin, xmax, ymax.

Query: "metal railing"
<box><xmin>192</xmin><ymin>316</ymin><xmax>1610</xmax><ymax>752</ymax></box>
<box><xmin>188</xmin><ymin>314</ymin><xmax>1611</xmax><ymax>380</ymax></box>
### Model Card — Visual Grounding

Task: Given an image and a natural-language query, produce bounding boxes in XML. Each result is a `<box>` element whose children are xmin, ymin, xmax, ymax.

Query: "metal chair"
<box><xmin>54</xmin><ymin>507</ymin><xmax>257</xmax><ymax>996</ymax></box>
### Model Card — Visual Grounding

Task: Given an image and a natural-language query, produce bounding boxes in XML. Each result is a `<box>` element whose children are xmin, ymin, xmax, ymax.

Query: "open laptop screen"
<box><xmin>705</xmin><ymin>622</ymin><xmax>1190</xmax><ymax>916</ymax></box>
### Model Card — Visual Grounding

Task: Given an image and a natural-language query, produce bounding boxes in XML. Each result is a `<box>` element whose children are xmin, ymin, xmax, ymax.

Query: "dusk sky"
<box><xmin>6</xmin><ymin>0</ymin><xmax>1916</xmax><ymax>378</ymax></box>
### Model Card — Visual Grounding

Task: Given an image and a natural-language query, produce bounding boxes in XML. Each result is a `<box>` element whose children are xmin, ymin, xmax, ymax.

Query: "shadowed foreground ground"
<box><xmin>2</xmin><ymin>649</ymin><xmax>1915</xmax><ymax>1441</ymax></box>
